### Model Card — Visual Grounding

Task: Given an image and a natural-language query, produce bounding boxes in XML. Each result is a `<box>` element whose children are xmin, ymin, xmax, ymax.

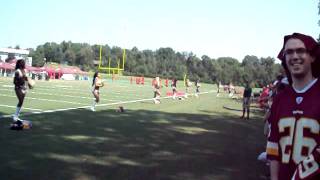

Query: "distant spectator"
<box><xmin>195</xmin><ymin>78</ymin><xmax>201</xmax><ymax>97</ymax></box>
<box><xmin>241</xmin><ymin>82</ymin><xmax>252</xmax><ymax>119</ymax></box>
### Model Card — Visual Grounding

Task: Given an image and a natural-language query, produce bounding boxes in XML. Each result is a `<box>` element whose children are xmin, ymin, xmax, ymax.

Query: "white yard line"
<box><xmin>0</xmin><ymin>104</ymin><xmax>43</xmax><ymax>111</ymax></box>
<box><xmin>0</xmin><ymin>90</ymin><xmax>215</xmax><ymax>119</ymax></box>
<box><xmin>0</xmin><ymin>104</ymin><xmax>44</xmax><ymax>119</ymax></box>
<box><xmin>54</xmin><ymin>85</ymin><xmax>73</xmax><ymax>88</ymax></box>
<box><xmin>0</xmin><ymin>89</ymin><xmax>128</xmax><ymax>102</ymax></box>
<box><xmin>0</xmin><ymin>88</ymin><xmax>151</xmax><ymax>101</ymax></box>
<box><xmin>2</xmin><ymin>85</ymin><xmax>14</xmax><ymax>88</ymax></box>
<box><xmin>0</xmin><ymin>94</ymin><xmax>87</xmax><ymax>105</ymax></box>
<box><xmin>0</xmin><ymin>87</ymin><xmax>145</xmax><ymax>97</ymax></box>
<box><xmin>97</xmin><ymin>90</ymin><xmax>215</xmax><ymax>107</ymax></box>
<box><xmin>0</xmin><ymin>89</ymin><xmax>94</xmax><ymax>100</ymax></box>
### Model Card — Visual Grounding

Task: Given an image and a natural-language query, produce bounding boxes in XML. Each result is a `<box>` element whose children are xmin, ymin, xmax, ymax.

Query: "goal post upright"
<box><xmin>98</xmin><ymin>46</ymin><xmax>126</xmax><ymax>75</ymax></box>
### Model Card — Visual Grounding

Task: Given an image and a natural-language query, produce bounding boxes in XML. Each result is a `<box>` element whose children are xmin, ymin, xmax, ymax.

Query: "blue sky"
<box><xmin>0</xmin><ymin>0</ymin><xmax>318</xmax><ymax>61</ymax></box>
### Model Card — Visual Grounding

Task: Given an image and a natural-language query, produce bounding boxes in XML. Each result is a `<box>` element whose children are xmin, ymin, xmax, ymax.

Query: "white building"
<box><xmin>0</xmin><ymin>48</ymin><xmax>32</xmax><ymax>66</ymax></box>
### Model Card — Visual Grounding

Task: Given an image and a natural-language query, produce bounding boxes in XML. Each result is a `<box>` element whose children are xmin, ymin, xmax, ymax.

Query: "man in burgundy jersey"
<box><xmin>266</xmin><ymin>33</ymin><xmax>320</xmax><ymax>180</ymax></box>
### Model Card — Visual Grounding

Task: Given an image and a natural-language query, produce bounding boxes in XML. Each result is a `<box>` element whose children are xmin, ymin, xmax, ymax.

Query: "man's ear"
<box><xmin>310</xmin><ymin>55</ymin><xmax>316</xmax><ymax>63</ymax></box>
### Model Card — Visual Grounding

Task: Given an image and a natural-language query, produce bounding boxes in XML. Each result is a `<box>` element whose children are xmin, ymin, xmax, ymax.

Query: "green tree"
<box><xmin>29</xmin><ymin>41</ymin><xmax>282</xmax><ymax>87</ymax></box>
<box><xmin>29</xmin><ymin>48</ymin><xmax>45</xmax><ymax>67</ymax></box>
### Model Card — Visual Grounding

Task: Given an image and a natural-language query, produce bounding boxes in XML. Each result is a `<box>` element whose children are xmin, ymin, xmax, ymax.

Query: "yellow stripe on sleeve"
<box><xmin>266</xmin><ymin>141</ymin><xmax>279</xmax><ymax>156</ymax></box>
<box><xmin>266</xmin><ymin>148</ymin><xmax>279</xmax><ymax>156</ymax></box>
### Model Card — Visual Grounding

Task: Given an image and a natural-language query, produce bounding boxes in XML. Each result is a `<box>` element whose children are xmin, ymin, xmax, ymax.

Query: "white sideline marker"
<box><xmin>0</xmin><ymin>90</ymin><xmax>216</xmax><ymax>119</ymax></box>
<box><xmin>0</xmin><ymin>104</ymin><xmax>43</xmax><ymax>111</ymax></box>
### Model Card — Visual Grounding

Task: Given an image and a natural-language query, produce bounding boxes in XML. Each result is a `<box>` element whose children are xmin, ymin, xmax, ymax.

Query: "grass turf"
<box><xmin>0</xmin><ymin>77</ymin><xmax>268</xmax><ymax>180</ymax></box>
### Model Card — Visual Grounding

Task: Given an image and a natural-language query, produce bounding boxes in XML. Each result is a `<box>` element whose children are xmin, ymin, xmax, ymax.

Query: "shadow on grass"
<box><xmin>0</xmin><ymin>112</ymin><xmax>6</xmax><ymax>117</ymax></box>
<box><xmin>0</xmin><ymin>108</ymin><xmax>268</xmax><ymax>180</ymax></box>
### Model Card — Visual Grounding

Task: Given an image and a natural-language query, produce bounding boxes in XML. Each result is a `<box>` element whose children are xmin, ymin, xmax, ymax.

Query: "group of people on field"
<box><xmin>10</xmin><ymin>60</ymin><xmax>202</xmax><ymax>119</ymax></box>
<box><xmin>11</xmin><ymin>32</ymin><xmax>320</xmax><ymax>180</ymax></box>
<box><xmin>151</xmin><ymin>77</ymin><xmax>201</xmax><ymax>104</ymax></box>
<box><xmin>10</xmin><ymin>60</ymin><xmax>103</xmax><ymax>121</ymax></box>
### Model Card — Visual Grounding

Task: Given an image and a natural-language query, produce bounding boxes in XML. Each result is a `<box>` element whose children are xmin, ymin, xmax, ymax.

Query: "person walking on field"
<box><xmin>195</xmin><ymin>78</ymin><xmax>201</xmax><ymax>97</ymax></box>
<box><xmin>91</xmin><ymin>71</ymin><xmax>104</xmax><ymax>111</ymax></box>
<box><xmin>241</xmin><ymin>82</ymin><xmax>252</xmax><ymax>120</ymax></box>
<box><xmin>171</xmin><ymin>78</ymin><xmax>178</xmax><ymax>99</ymax></box>
<box><xmin>12</xmin><ymin>59</ymin><xmax>34</xmax><ymax>121</ymax></box>
<box><xmin>152</xmin><ymin>77</ymin><xmax>161</xmax><ymax>104</ymax></box>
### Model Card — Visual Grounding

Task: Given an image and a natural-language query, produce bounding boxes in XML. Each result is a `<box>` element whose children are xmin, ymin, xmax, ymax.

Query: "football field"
<box><xmin>0</xmin><ymin>77</ymin><xmax>268</xmax><ymax>180</ymax></box>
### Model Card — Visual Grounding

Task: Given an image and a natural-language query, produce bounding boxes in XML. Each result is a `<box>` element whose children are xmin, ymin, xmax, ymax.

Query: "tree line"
<box><xmin>28</xmin><ymin>41</ymin><xmax>282</xmax><ymax>87</ymax></box>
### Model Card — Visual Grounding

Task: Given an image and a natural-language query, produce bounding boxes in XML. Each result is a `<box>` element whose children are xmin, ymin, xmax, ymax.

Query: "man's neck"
<box><xmin>292</xmin><ymin>74</ymin><xmax>315</xmax><ymax>91</ymax></box>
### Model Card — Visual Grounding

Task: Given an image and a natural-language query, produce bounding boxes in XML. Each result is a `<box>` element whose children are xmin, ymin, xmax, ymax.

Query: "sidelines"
<box><xmin>0</xmin><ymin>94</ymin><xmax>87</xmax><ymax>105</ymax></box>
<box><xmin>97</xmin><ymin>90</ymin><xmax>216</xmax><ymax>107</ymax></box>
<box><xmin>0</xmin><ymin>104</ymin><xmax>43</xmax><ymax>111</ymax></box>
<box><xmin>0</xmin><ymin>90</ymin><xmax>136</xmax><ymax>103</ymax></box>
<box><xmin>0</xmin><ymin>88</ymin><xmax>94</xmax><ymax>100</ymax></box>
<box><xmin>0</xmin><ymin>90</ymin><xmax>216</xmax><ymax>119</ymax></box>
<box><xmin>2</xmin><ymin>88</ymin><xmax>130</xmax><ymax>101</ymax></box>
<box><xmin>1</xmin><ymin>86</ymin><xmax>152</xmax><ymax>96</ymax></box>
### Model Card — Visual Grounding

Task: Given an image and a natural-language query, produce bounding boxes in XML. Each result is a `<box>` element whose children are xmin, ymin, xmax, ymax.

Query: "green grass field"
<box><xmin>0</xmin><ymin>77</ymin><xmax>268</xmax><ymax>180</ymax></box>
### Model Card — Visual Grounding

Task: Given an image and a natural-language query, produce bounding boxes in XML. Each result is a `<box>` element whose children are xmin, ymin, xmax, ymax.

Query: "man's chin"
<box><xmin>291</xmin><ymin>72</ymin><xmax>305</xmax><ymax>79</ymax></box>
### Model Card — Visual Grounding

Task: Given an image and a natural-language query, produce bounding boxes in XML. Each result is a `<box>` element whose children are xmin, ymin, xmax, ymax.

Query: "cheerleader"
<box><xmin>13</xmin><ymin>59</ymin><xmax>33</xmax><ymax>121</ymax></box>
<box><xmin>91</xmin><ymin>72</ymin><xmax>103</xmax><ymax>111</ymax></box>
<box><xmin>185</xmin><ymin>78</ymin><xmax>192</xmax><ymax>98</ymax></box>
<box><xmin>171</xmin><ymin>78</ymin><xmax>177</xmax><ymax>99</ymax></box>
<box><xmin>153</xmin><ymin>77</ymin><xmax>161</xmax><ymax>104</ymax></box>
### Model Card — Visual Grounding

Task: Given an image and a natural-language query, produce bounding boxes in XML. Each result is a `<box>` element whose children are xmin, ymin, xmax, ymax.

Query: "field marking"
<box><xmin>97</xmin><ymin>90</ymin><xmax>216</xmax><ymax>107</ymax></box>
<box><xmin>2</xmin><ymin>85</ymin><xmax>14</xmax><ymax>88</ymax></box>
<box><xmin>54</xmin><ymin>85</ymin><xmax>73</xmax><ymax>88</ymax></box>
<box><xmin>0</xmin><ymin>82</ymin><xmax>165</xmax><ymax>94</ymax></box>
<box><xmin>0</xmin><ymin>88</ymin><xmax>95</xmax><ymax>100</ymax></box>
<box><xmin>0</xmin><ymin>94</ymin><xmax>87</xmax><ymax>105</ymax></box>
<box><xmin>0</xmin><ymin>89</ymin><xmax>139</xmax><ymax>103</ymax></box>
<box><xmin>0</xmin><ymin>86</ymin><xmax>151</xmax><ymax>97</ymax></box>
<box><xmin>0</xmin><ymin>104</ymin><xmax>43</xmax><ymax>111</ymax></box>
<box><xmin>0</xmin><ymin>90</ymin><xmax>216</xmax><ymax>119</ymax></box>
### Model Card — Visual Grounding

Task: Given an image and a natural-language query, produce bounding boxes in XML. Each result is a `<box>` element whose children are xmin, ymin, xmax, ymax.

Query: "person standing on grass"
<box><xmin>13</xmin><ymin>59</ymin><xmax>33</xmax><ymax>121</ymax></box>
<box><xmin>241</xmin><ymin>82</ymin><xmax>252</xmax><ymax>120</ymax></box>
<box><xmin>185</xmin><ymin>78</ymin><xmax>191</xmax><ymax>98</ymax></box>
<box><xmin>266</xmin><ymin>33</ymin><xmax>320</xmax><ymax>180</ymax></box>
<box><xmin>152</xmin><ymin>77</ymin><xmax>161</xmax><ymax>104</ymax></box>
<box><xmin>91</xmin><ymin>71</ymin><xmax>104</xmax><ymax>111</ymax></box>
<box><xmin>195</xmin><ymin>78</ymin><xmax>201</xmax><ymax>97</ymax></box>
<box><xmin>171</xmin><ymin>78</ymin><xmax>178</xmax><ymax>99</ymax></box>
<box><xmin>216</xmin><ymin>81</ymin><xmax>221</xmax><ymax>97</ymax></box>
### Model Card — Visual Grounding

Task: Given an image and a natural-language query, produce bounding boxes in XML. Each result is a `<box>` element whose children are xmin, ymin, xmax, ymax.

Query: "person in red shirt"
<box><xmin>165</xmin><ymin>78</ymin><xmax>168</xmax><ymax>87</ymax></box>
<box><xmin>259</xmin><ymin>87</ymin><xmax>269</xmax><ymax>110</ymax></box>
<box><xmin>266</xmin><ymin>33</ymin><xmax>320</xmax><ymax>180</ymax></box>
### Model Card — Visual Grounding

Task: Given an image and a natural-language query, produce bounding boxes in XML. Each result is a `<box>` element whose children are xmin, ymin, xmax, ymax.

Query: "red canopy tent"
<box><xmin>26</xmin><ymin>65</ymin><xmax>40</xmax><ymax>72</ymax></box>
<box><xmin>0</xmin><ymin>62</ymin><xmax>15</xmax><ymax>70</ymax></box>
<box><xmin>59</xmin><ymin>67</ymin><xmax>88</xmax><ymax>75</ymax></box>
